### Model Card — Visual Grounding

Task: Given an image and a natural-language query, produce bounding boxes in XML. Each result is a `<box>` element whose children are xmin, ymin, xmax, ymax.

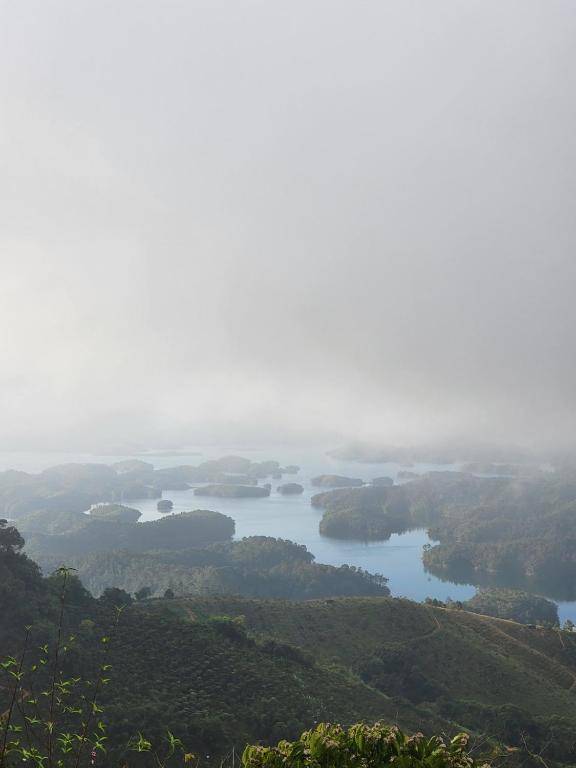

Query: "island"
<box><xmin>372</xmin><ymin>476</ymin><xmax>393</xmax><ymax>487</ymax></box>
<box><xmin>277</xmin><ymin>483</ymin><xmax>304</xmax><ymax>495</ymax></box>
<box><xmin>311</xmin><ymin>475</ymin><xmax>364</xmax><ymax>488</ymax></box>
<box><xmin>157</xmin><ymin>499</ymin><xmax>174</xmax><ymax>513</ymax></box>
<box><xmin>89</xmin><ymin>503</ymin><xmax>142</xmax><ymax>523</ymax></box>
<box><xmin>193</xmin><ymin>484</ymin><xmax>272</xmax><ymax>498</ymax></box>
<box><xmin>0</xmin><ymin>454</ymin><xmax>289</xmax><ymax>520</ymax></box>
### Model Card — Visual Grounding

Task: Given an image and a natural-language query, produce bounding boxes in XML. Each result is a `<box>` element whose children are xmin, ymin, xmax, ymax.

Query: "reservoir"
<box><xmin>3</xmin><ymin>446</ymin><xmax>575</xmax><ymax>622</ymax></box>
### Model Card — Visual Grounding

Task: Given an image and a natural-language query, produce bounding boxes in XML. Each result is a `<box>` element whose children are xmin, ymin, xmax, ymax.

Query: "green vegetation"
<box><xmin>89</xmin><ymin>503</ymin><xmax>142</xmax><ymax>522</ymax></box>
<box><xmin>314</xmin><ymin>470</ymin><xmax>576</xmax><ymax>600</ymax></box>
<box><xmin>0</xmin><ymin>463</ymin><xmax>161</xmax><ymax>521</ymax></box>
<box><xmin>0</xmin><ymin>566</ymin><xmax>194</xmax><ymax>767</ymax></box>
<box><xmin>314</xmin><ymin>486</ymin><xmax>412</xmax><ymax>540</ymax></box>
<box><xmin>176</xmin><ymin>594</ymin><xmax>576</xmax><ymax>765</ymax></box>
<box><xmin>420</xmin><ymin>473</ymin><xmax>576</xmax><ymax>599</ymax></box>
<box><xmin>35</xmin><ymin>536</ymin><xmax>390</xmax><ymax>600</ymax></box>
<box><xmin>462</xmin><ymin>589</ymin><xmax>559</xmax><ymax>626</ymax></box>
<box><xmin>242</xmin><ymin>723</ymin><xmax>488</xmax><ymax>768</ymax></box>
<box><xmin>24</xmin><ymin>509</ymin><xmax>235</xmax><ymax>560</ymax></box>
<box><xmin>0</xmin><ymin>456</ymin><xmax>291</xmax><ymax>522</ymax></box>
<box><xmin>0</xmin><ymin>542</ymin><xmax>397</xmax><ymax>765</ymax></box>
<box><xmin>3</xmin><ymin>525</ymin><xmax>576</xmax><ymax>766</ymax></box>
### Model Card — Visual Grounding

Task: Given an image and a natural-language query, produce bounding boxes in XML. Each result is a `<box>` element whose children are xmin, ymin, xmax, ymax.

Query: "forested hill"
<box><xmin>3</xmin><ymin>520</ymin><xmax>576</xmax><ymax>766</ymax></box>
<box><xmin>145</xmin><ymin>595</ymin><xmax>576</xmax><ymax>766</ymax></box>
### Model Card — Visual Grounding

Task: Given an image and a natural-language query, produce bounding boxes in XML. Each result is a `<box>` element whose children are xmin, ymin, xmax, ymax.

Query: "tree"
<box><xmin>242</xmin><ymin>722</ymin><xmax>489</xmax><ymax>768</ymax></box>
<box><xmin>100</xmin><ymin>586</ymin><xmax>133</xmax><ymax>609</ymax></box>
<box><xmin>0</xmin><ymin>520</ymin><xmax>24</xmax><ymax>553</ymax></box>
<box><xmin>0</xmin><ymin>567</ymin><xmax>189</xmax><ymax>767</ymax></box>
<box><xmin>163</xmin><ymin>588</ymin><xmax>175</xmax><ymax>599</ymax></box>
<box><xmin>135</xmin><ymin>586</ymin><xmax>153</xmax><ymax>601</ymax></box>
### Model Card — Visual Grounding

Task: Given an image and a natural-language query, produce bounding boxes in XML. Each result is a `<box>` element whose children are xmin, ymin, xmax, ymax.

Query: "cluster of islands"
<box><xmin>3</xmin><ymin>445</ymin><xmax>576</xmax><ymax>765</ymax></box>
<box><xmin>1</xmin><ymin>449</ymin><xmax>575</xmax><ymax>614</ymax></box>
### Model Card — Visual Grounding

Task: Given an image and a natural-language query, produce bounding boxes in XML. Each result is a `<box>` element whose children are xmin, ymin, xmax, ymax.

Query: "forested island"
<box><xmin>0</xmin><ymin>455</ymin><xmax>296</xmax><ymax>519</ymax></box>
<box><xmin>277</xmin><ymin>482</ymin><xmax>304</xmax><ymax>494</ymax></box>
<box><xmin>314</xmin><ymin>469</ymin><xmax>576</xmax><ymax>599</ymax></box>
<box><xmin>21</xmin><ymin>507</ymin><xmax>235</xmax><ymax>558</ymax></box>
<box><xmin>194</xmin><ymin>483</ymin><xmax>272</xmax><ymax>498</ymax></box>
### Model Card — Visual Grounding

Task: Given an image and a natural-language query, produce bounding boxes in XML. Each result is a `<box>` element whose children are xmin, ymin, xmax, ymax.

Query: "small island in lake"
<box><xmin>193</xmin><ymin>483</ymin><xmax>272</xmax><ymax>498</ymax></box>
<box><xmin>277</xmin><ymin>482</ymin><xmax>304</xmax><ymax>495</ymax></box>
<box><xmin>311</xmin><ymin>475</ymin><xmax>364</xmax><ymax>488</ymax></box>
<box><xmin>157</xmin><ymin>499</ymin><xmax>174</xmax><ymax>513</ymax></box>
<box><xmin>372</xmin><ymin>476</ymin><xmax>393</xmax><ymax>487</ymax></box>
<box><xmin>89</xmin><ymin>503</ymin><xmax>142</xmax><ymax>523</ymax></box>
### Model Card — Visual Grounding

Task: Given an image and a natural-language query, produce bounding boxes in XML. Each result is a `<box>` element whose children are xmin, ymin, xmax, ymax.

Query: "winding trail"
<box><xmin>458</xmin><ymin>612</ymin><xmax>576</xmax><ymax>693</ymax></box>
<box><xmin>380</xmin><ymin>607</ymin><xmax>442</xmax><ymax>649</ymax></box>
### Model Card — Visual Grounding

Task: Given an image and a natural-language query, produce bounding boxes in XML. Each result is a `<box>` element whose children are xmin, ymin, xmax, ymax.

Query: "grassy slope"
<box><xmin>98</xmin><ymin>606</ymin><xmax>436</xmax><ymax>759</ymax></box>
<box><xmin>157</xmin><ymin>596</ymin><xmax>576</xmax><ymax>726</ymax></box>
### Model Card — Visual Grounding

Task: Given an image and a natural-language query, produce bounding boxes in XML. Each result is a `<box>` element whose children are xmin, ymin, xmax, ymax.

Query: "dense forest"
<box><xmin>35</xmin><ymin>536</ymin><xmax>390</xmax><ymax>600</ymax></box>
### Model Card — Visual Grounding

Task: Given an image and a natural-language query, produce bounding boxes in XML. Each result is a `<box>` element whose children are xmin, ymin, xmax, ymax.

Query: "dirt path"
<box><xmin>477</xmin><ymin>618</ymin><xmax>576</xmax><ymax>692</ymax></box>
<box><xmin>381</xmin><ymin>608</ymin><xmax>442</xmax><ymax>649</ymax></box>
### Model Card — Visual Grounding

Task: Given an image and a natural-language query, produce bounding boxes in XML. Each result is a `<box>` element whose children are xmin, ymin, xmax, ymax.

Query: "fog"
<box><xmin>0</xmin><ymin>1</ymin><xmax>575</xmax><ymax>453</ymax></box>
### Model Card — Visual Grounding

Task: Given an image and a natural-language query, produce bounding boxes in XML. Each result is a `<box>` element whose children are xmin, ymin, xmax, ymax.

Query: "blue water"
<box><xmin>127</xmin><ymin>460</ymin><xmax>475</xmax><ymax>604</ymax></box>
<box><xmin>2</xmin><ymin>446</ymin><xmax>574</xmax><ymax>622</ymax></box>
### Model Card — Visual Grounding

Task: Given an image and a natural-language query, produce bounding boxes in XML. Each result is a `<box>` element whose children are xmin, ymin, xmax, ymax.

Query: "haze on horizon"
<box><xmin>0</xmin><ymin>1</ymin><xmax>575</xmax><ymax>454</ymax></box>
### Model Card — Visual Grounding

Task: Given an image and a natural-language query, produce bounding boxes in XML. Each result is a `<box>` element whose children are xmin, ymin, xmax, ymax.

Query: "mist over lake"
<box><xmin>2</xmin><ymin>2</ymin><xmax>576</xmax><ymax>763</ymax></box>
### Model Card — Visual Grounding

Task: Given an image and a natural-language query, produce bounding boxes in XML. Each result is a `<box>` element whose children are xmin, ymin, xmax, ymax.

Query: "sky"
<box><xmin>0</xmin><ymin>0</ymin><xmax>575</xmax><ymax>453</ymax></box>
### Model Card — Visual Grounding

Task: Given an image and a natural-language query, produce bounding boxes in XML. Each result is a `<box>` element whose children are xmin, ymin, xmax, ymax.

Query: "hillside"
<box><xmin>4</xmin><ymin>521</ymin><xmax>576</xmax><ymax>766</ymax></box>
<box><xmin>155</xmin><ymin>595</ymin><xmax>576</xmax><ymax>765</ymax></box>
<box><xmin>98</xmin><ymin>607</ymin><xmax>433</xmax><ymax>761</ymax></box>
<box><xmin>32</xmin><ymin>536</ymin><xmax>390</xmax><ymax>600</ymax></box>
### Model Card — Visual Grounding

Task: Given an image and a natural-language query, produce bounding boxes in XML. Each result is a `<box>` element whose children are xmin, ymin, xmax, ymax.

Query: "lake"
<box><xmin>2</xmin><ymin>446</ymin><xmax>575</xmax><ymax>622</ymax></box>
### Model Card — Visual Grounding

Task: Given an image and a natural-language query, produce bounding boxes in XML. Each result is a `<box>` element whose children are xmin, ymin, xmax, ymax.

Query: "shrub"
<box><xmin>242</xmin><ymin>722</ymin><xmax>490</xmax><ymax>768</ymax></box>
